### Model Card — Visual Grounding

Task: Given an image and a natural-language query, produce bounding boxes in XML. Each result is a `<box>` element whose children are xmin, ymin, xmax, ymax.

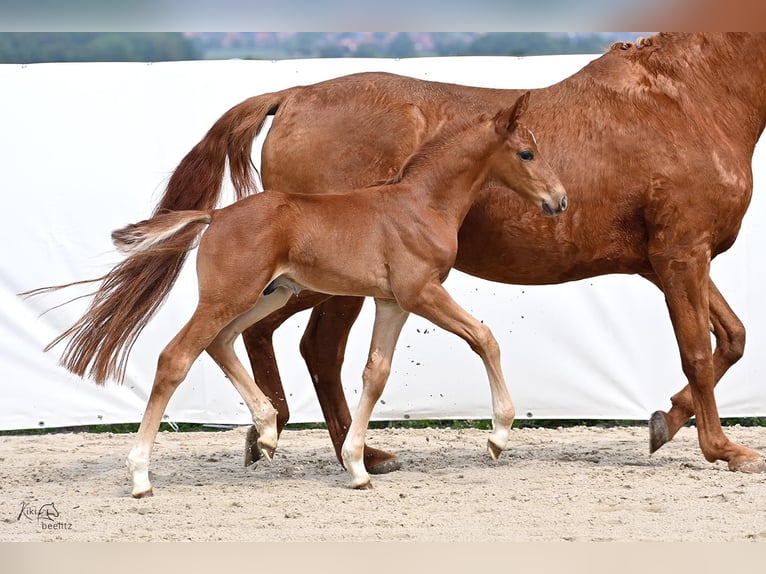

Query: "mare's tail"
<box><xmin>160</xmin><ymin>88</ymin><xmax>293</xmax><ymax>213</ymax></box>
<box><xmin>44</xmin><ymin>87</ymin><xmax>294</xmax><ymax>385</ymax></box>
<box><xmin>46</xmin><ymin>211</ymin><xmax>213</xmax><ymax>384</ymax></box>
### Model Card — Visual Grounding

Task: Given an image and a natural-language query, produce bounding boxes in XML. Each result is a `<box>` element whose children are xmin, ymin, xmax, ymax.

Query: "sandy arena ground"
<box><xmin>1</xmin><ymin>424</ymin><xmax>765</xmax><ymax>542</ymax></box>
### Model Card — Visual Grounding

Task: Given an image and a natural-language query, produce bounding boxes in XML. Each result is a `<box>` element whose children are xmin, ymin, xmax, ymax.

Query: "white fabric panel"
<box><xmin>1</xmin><ymin>56</ymin><xmax>764</xmax><ymax>430</ymax></box>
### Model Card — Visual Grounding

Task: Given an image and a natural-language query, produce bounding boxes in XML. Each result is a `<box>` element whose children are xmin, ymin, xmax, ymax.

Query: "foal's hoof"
<box><xmin>729</xmin><ymin>457</ymin><xmax>766</xmax><ymax>474</ymax></box>
<box><xmin>353</xmin><ymin>480</ymin><xmax>373</xmax><ymax>490</ymax></box>
<box><xmin>649</xmin><ymin>411</ymin><xmax>670</xmax><ymax>454</ymax></box>
<box><xmin>486</xmin><ymin>438</ymin><xmax>503</xmax><ymax>461</ymax></box>
<box><xmin>132</xmin><ymin>488</ymin><xmax>153</xmax><ymax>499</ymax></box>
<box><xmin>244</xmin><ymin>425</ymin><xmax>263</xmax><ymax>467</ymax></box>
<box><xmin>258</xmin><ymin>441</ymin><xmax>276</xmax><ymax>462</ymax></box>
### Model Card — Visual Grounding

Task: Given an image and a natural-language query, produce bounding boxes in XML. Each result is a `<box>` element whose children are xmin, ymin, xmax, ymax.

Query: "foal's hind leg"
<box><xmin>240</xmin><ymin>291</ymin><xmax>332</xmax><ymax>466</ymax></box>
<box><xmin>341</xmin><ymin>299</ymin><xmax>409</xmax><ymax>489</ymax></box>
<box><xmin>241</xmin><ymin>294</ymin><xmax>402</xmax><ymax>473</ymax></box>
<box><xmin>127</xmin><ymin>288</ymin><xmax>293</xmax><ymax>497</ymax></box>
<box><xmin>643</xmin><ymin>277</ymin><xmax>746</xmax><ymax>453</ymax></box>
<box><xmin>207</xmin><ymin>287</ymin><xmax>295</xmax><ymax>461</ymax></box>
<box><xmin>127</xmin><ymin>312</ymin><xmax>228</xmax><ymax>498</ymax></box>
<box><xmin>401</xmin><ymin>281</ymin><xmax>515</xmax><ymax>459</ymax></box>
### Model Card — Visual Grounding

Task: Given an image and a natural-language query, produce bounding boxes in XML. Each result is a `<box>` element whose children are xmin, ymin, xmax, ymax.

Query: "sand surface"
<box><xmin>2</xmin><ymin>424</ymin><xmax>765</xmax><ymax>542</ymax></box>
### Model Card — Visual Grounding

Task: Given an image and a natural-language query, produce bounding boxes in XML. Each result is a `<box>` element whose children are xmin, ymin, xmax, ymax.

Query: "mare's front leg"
<box><xmin>341</xmin><ymin>299</ymin><xmax>409</xmax><ymax>489</ymax></box>
<box><xmin>649</xmin><ymin>248</ymin><xmax>765</xmax><ymax>472</ymax></box>
<box><xmin>402</xmin><ymin>281</ymin><xmax>515</xmax><ymax>459</ymax></box>
<box><xmin>644</xmin><ymin>276</ymin><xmax>747</xmax><ymax>453</ymax></box>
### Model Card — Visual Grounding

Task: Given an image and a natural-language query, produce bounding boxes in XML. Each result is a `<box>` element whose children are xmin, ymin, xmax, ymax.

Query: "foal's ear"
<box><xmin>496</xmin><ymin>91</ymin><xmax>531</xmax><ymax>134</ymax></box>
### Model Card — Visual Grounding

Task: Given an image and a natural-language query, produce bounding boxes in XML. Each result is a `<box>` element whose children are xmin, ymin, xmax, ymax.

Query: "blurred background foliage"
<box><xmin>0</xmin><ymin>32</ymin><xmax>644</xmax><ymax>63</ymax></box>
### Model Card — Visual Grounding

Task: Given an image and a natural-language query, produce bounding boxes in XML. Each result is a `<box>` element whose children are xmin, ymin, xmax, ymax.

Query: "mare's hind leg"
<box><xmin>300</xmin><ymin>296</ymin><xmax>401</xmax><ymax>474</ymax></box>
<box><xmin>241</xmin><ymin>294</ymin><xmax>401</xmax><ymax>473</ymax></box>
<box><xmin>127</xmin><ymin>310</ymin><xmax>230</xmax><ymax>498</ymax></box>
<box><xmin>641</xmin><ymin>276</ymin><xmax>746</xmax><ymax>453</ymax></box>
<box><xmin>341</xmin><ymin>299</ymin><xmax>409</xmax><ymax>489</ymax></box>
<box><xmin>241</xmin><ymin>291</ymin><xmax>331</xmax><ymax>465</ymax></box>
<box><xmin>402</xmin><ymin>281</ymin><xmax>515</xmax><ymax>459</ymax></box>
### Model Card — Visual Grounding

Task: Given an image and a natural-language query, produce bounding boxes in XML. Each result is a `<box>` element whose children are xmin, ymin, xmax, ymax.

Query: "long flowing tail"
<box><xmin>47</xmin><ymin>211</ymin><xmax>213</xmax><ymax>384</ymax></box>
<box><xmin>45</xmin><ymin>88</ymin><xmax>292</xmax><ymax>385</ymax></box>
<box><xmin>157</xmin><ymin>88</ymin><xmax>291</xmax><ymax>212</ymax></box>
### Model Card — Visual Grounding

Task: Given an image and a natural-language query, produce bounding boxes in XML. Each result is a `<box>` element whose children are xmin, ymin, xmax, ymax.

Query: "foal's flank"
<box><xmin>74</xmin><ymin>92</ymin><xmax>565</xmax><ymax>495</ymax></box>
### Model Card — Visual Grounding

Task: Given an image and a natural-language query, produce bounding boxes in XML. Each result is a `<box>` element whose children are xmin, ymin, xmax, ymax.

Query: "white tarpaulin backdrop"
<box><xmin>2</xmin><ymin>56</ymin><xmax>765</xmax><ymax>430</ymax></box>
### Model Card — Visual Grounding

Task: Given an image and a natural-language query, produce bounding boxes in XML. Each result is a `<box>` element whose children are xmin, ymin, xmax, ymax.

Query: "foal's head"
<box><xmin>489</xmin><ymin>92</ymin><xmax>568</xmax><ymax>216</ymax></box>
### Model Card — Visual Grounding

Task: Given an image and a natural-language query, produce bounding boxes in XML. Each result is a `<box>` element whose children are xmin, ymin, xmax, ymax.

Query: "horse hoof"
<box><xmin>486</xmin><ymin>438</ymin><xmax>503</xmax><ymax>460</ymax></box>
<box><xmin>649</xmin><ymin>411</ymin><xmax>670</xmax><ymax>454</ymax></box>
<box><xmin>729</xmin><ymin>457</ymin><xmax>766</xmax><ymax>474</ymax></box>
<box><xmin>258</xmin><ymin>442</ymin><xmax>275</xmax><ymax>462</ymax></box>
<box><xmin>244</xmin><ymin>425</ymin><xmax>263</xmax><ymax>467</ymax></box>
<box><xmin>132</xmin><ymin>488</ymin><xmax>153</xmax><ymax>499</ymax></box>
<box><xmin>353</xmin><ymin>480</ymin><xmax>373</xmax><ymax>490</ymax></box>
<box><xmin>363</xmin><ymin>445</ymin><xmax>402</xmax><ymax>475</ymax></box>
<box><xmin>368</xmin><ymin>457</ymin><xmax>402</xmax><ymax>475</ymax></box>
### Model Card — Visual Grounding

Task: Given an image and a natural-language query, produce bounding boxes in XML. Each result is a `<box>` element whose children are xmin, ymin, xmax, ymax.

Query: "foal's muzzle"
<box><xmin>542</xmin><ymin>193</ymin><xmax>568</xmax><ymax>216</ymax></box>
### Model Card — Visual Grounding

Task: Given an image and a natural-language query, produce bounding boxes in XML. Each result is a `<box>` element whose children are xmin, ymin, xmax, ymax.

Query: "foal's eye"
<box><xmin>517</xmin><ymin>150</ymin><xmax>534</xmax><ymax>161</ymax></box>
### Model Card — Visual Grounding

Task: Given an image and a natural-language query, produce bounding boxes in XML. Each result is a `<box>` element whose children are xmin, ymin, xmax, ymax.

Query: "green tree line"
<box><xmin>198</xmin><ymin>32</ymin><xmax>622</xmax><ymax>59</ymax></box>
<box><xmin>0</xmin><ymin>32</ymin><xmax>626</xmax><ymax>64</ymax></box>
<box><xmin>0</xmin><ymin>33</ymin><xmax>199</xmax><ymax>63</ymax></box>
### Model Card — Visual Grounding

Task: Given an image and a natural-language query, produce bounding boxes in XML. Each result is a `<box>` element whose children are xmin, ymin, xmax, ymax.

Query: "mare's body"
<box><xmin>208</xmin><ymin>34</ymin><xmax>764</xmax><ymax>473</ymax></box>
<box><xmin>48</xmin><ymin>33</ymin><xmax>765</xmax><ymax>475</ymax></box>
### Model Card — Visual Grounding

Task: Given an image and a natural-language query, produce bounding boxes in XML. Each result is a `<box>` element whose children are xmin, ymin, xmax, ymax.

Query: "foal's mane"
<box><xmin>375</xmin><ymin>113</ymin><xmax>491</xmax><ymax>186</ymax></box>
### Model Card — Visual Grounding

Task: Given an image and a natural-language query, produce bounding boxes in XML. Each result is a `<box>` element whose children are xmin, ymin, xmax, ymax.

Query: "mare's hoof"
<box><xmin>132</xmin><ymin>488</ymin><xmax>153</xmax><ymax>499</ymax></box>
<box><xmin>649</xmin><ymin>411</ymin><xmax>670</xmax><ymax>454</ymax></box>
<box><xmin>486</xmin><ymin>439</ymin><xmax>503</xmax><ymax>461</ymax></box>
<box><xmin>368</xmin><ymin>457</ymin><xmax>402</xmax><ymax>475</ymax></box>
<box><xmin>353</xmin><ymin>480</ymin><xmax>373</xmax><ymax>490</ymax></box>
<box><xmin>729</xmin><ymin>457</ymin><xmax>766</xmax><ymax>474</ymax></box>
<box><xmin>244</xmin><ymin>425</ymin><xmax>262</xmax><ymax>467</ymax></box>
<box><xmin>364</xmin><ymin>446</ymin><xmax>402</xmax><ymax>475</ymax></box>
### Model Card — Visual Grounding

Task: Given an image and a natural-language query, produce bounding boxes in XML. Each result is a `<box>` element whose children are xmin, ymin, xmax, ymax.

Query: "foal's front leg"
<box><xmin>403</xmin><ymin>281</ymin><xmax>515</xmax><ymax>459</ymax></box>
<box><xmin>341</xmin><ymin>299</ymin><xmax>409</xmax><ymax>489</ymax></box>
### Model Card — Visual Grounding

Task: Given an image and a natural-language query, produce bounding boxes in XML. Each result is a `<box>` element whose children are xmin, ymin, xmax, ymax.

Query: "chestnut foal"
<box><xmin>49</xmin><ymin>92</ymin><xmax>566</xmax><ymax>495</ymax></box>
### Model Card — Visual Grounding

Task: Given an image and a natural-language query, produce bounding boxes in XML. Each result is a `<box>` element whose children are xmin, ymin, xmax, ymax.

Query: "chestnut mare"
<box><xmin>143</xmin><ymin>33</ymin><xmax>766</xmax><ymax>475</ymax></box>
<box><xmin>45</xmin><ymin>95</ymin><xmax>567</xmax><ymax>494</ymax></box>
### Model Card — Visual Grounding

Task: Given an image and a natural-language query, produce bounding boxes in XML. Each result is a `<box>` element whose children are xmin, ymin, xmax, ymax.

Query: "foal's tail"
<box><xmin>111</xmin><ymin>210</ymin><xmax>212</xmax><ymax>255</ymax></box>
<box><xmin>46</xmin><ymin>88</ymin><xmax>296</xmax><ymax>385</ymax></box>
<box><xmin>46</xmin><ymin>210</ymin><xmax>213</xmax><ymax>385</ymax></box>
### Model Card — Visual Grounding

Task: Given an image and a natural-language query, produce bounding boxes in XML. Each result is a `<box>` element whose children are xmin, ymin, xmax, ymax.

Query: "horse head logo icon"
<box><xmin>37</xmin><ymin>503</ymin><xmax>59</xmax><ymax>522</ymax></box>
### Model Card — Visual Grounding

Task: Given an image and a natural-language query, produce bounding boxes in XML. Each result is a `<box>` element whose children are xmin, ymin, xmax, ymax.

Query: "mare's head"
<box><xmin>489</xmin><ymin>92</ymin><xmax>568</xmax><ymax>216</ymax></box>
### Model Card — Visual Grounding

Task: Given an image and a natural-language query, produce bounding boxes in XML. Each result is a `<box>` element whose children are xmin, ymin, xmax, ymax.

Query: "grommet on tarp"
<box><xmin>162</xmin><ymin>415</ymin><xmax>179</xmax><ymax>432</ymax></box>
